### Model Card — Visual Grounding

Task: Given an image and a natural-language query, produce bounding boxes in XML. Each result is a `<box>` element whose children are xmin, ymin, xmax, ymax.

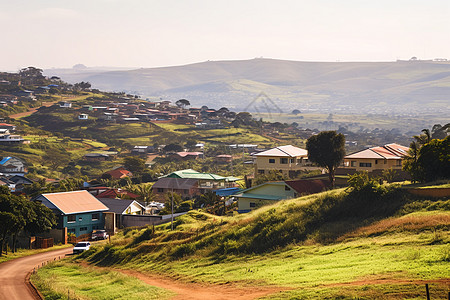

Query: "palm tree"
<box><xmin>403</xmin><ymin>141</ymin><xmax>420</xmax><ymax>183</ymax></box>
<box><xmin>129</xmin><ymin>184</ymin><xmax>155</xmax><ymax>206</ymax></box>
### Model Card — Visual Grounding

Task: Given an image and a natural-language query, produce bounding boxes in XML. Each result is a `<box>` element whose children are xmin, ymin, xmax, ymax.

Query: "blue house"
<box><xmin>34</xmin><ymin>190</ymin><xmax>109</xmax><ymax>237</ymax></box>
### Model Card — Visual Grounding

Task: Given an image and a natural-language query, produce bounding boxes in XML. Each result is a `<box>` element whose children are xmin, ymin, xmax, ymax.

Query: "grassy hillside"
<box><xmin>45</xmin><ymin>59</ymin><xmax>450</xmax><ymax>117</ymax></box>
<box><xmin>58</xmin><ymin>182</ymin><xmax>450</xmax><ymax>299</ymax></box>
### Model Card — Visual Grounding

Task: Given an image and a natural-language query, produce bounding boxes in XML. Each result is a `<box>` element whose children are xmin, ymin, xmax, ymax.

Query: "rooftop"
<box><xmin>254</xmin><ymin>145</ymin><xmax>308</xmax><ymax>157</ymax></box>
<box><xmin>39</xmin><ymin>190</ymin><xmax>108</xmax><ymax>215</ymax></box>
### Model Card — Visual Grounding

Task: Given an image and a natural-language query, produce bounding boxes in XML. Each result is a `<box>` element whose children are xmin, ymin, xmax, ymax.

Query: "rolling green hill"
<box><xmin>59</xmin><ymin>182</ymin><xmax>450</xmax><ymax>299</ymax></box>
<box><xmin>45</xmin><ymin>59</ymin><xmax>450</xmax><ymax>116</ymax></box>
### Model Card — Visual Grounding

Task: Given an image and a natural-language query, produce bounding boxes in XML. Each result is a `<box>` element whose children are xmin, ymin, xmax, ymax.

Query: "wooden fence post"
<box><xmin>425</xmin><ymin>283</ymin><xmax>430</xmax><ymax>300</ymax></box>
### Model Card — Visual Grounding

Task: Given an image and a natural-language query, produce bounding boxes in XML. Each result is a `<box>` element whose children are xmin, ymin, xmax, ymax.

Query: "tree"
<box><xmin>291</xmin><ymin>109</ymin><xmax>301</xmax><ymax>115</ymax></box>
<box><xmin>306</xmin><ymin>131</ymin><xmax>345</xmax><ymax>188</ymax></box>
<box><xmin>128</xmin><ymin>184</ymin><xmax>155</xmax><ymax>206</ymax></box>
<box><xmin>163</xmin><ymin>144</ymin><xmax>183</xmax><ymax>153</ymax></box>
<box><xmin>19</xmin><ymin>67</ymin><xmax>45</xmax><ymax>84</ymax></box>
<box><xmin>403</xmin><ymin>141</ymin><xmax>421</xmax><ymax>183</ymax></box>
<box><xmin>123</xmin><ymin>156</ymin><xmax>146</xmax><ymax>174</ymax></box>
<box><xmin>175</xmin><ymin>99</ymin><xmax>190</xmax><ymax>109</ymax></box>
<box><xmin>43</xmin><ymin>150</ymin><xmax>71</xmax><ymax>170</ymax></box>
<box><xmin>415</xmin><ymin>136</ymin><xmax>450</xmax><ymax>182</ymax></box>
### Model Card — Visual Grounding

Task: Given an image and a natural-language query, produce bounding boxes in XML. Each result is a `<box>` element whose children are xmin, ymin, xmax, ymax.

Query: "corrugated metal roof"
<box><xmin>254</xmin><ymin>145</ymin><xmax>307</xmax><ymax>157</ymax></box>
<box><xmin>0</xmin><ymin>157</ymin><xmax>12</xmax><ymax>165</ymax></box>
<box><xmin>41</xmin><ymin>190</ymin><xmax>108</xmax><ymax>214</ymax></box>
<box><xmin>152</xmin><ymin>177</ymin><xmax>197</xmax><ymax>189</ymax></box>
<box><xmin>345</xmin><ymin>143</ymin><xmax>409</xmax><ymax>160</ymax></box>
<box><xmin>164</xmin><ymin>169</ymin><xmax>239</xmax><ymax>181</ymax></box>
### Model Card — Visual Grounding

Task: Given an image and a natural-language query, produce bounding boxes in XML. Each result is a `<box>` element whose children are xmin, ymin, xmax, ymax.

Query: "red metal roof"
<box><xmin>285</xmin><ymin>179</ymin><xmax>330</xmax><ymax>195</ymax></box>
<box><xmin>345</xmin><ymin>143</ymin><xmax>409</xmax><ymax>160</ymax></box>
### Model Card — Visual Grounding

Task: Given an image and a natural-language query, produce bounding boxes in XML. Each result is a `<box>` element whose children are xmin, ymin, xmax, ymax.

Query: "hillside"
<box><xmin>45</xmin><ymin>59</ymin><xmax>450</xmax><ymax>115</ymax></box>
<box><xmin>33</xmin><ymin>182</ymin><xmax>450</xmax><ymax>299</ymax></box>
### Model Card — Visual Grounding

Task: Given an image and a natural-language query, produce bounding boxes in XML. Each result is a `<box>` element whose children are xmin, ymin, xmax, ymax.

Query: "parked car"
<box><xmin>73</xmin><ymin>242</ymin><xmax>91</xmax><ymax>254</ymax></box>
<box><xmin>91</xmin><ymin>230</ymin><xmax>109</xmax><ymax>240</ymax></box>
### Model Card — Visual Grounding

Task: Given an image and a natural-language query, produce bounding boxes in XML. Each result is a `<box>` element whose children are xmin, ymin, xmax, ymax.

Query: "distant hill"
<box><xmin>44</xmin><ymin>59</ymin><xmax>450</xmax><ymax>114</ymax></box>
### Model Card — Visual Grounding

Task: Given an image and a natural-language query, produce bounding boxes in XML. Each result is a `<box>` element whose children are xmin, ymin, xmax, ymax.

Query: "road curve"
<box><xmin>0</xmin><ymin>247</ymin><xmax>73</xmax><ymax>300</ymax></box>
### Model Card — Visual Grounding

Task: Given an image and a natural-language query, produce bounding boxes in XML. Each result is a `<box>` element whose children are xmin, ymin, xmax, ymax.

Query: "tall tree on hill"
<box><xmin>306</xmin><ymin>131</ymin><xmax>345</xmax><ymax>188</ymax></box>
<box><xmin>175</xmin><ymin>99</ymin><xmax>190</xmax><ymax>109</ymax></box>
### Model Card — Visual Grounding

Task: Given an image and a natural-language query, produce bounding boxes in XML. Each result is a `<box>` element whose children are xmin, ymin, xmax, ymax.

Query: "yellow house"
<box><xmin>342</xmin><ymin>143</ymin><xmax>409</xmax><ymax>172</ymax></box>
<box><xmin>254</xmin><ymin>145</ymin><xmax>310</xmax><ymax>177</ymax></box>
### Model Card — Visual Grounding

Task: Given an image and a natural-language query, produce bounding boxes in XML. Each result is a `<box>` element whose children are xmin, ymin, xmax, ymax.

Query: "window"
<box><xmin>92</xmin><ymin>213</ymin><xmax>99</xmax><ymax>221</ymax></box>
<box><xmin>289</xmin><ymin>158</ymin><xmax>294</xmax><ymax>164</ymax></box>
<box><xmin>68</xmin><ymin>228</ymin><xmax>76</xmax><ymax>234</ymax></box>
<box><xmin>384</xmin><ymin>160</ymin><xmax>387</xmax><ymax>164</ymax></box>
<box><xmin>67</xmin><ymin>215</ymin><xmax>76</xmax><ymax>223</ymax></box>
<box><xmin>269</xmin><ymin>159</ymin><xmax>275</xmax><ymax>164</ymax></box>
<box><xmin>157</xmin><ymin>188</ymin><xmax>164</xmax><ymax>193</ymax></box>
<box><xmin>249</xmin><ymin>202</ymin><xmax>256</xmax><ymax>208</ymax></box>
<box><xmin>375</xmin><ymin>160</ymin><xmax>378</xmax><ymax>164</ymax></box>
<box><xmin>351</xmin><ymin>161</ymin><xmax>356</xmax><ymax>167</ymax></box>
<box><xmin>396</xmin><ymin>160</ymin><xmax>402</xmax><ymax>166</ymax></box>
<box><xmin>359</xmin><ymin>162</ymin><xmax>372</xmax><ymax>167</ymax></box>
<box><xmin>79</xmin><ymin>217</ymin><xmax>82</xmax><ymax>222</ymax></box>
<box><xmin>280</xmin><ymin>158</ymin><xmax>288</xmax><ymax>164</ymax></box>
<box><xmin>80</xmin><ymin>227</ymin><xmax>88</xmax><ymax>232</ymax></box>
<box><xmin>258</xmin><ymin>169</ymin><xmax>265</xmax><ymax>174</ymax></box>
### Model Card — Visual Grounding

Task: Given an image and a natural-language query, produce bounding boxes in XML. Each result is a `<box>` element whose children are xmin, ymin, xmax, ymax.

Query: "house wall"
<box><xmin>342</xmin><ymin>158</ymin><xmax>402</xmax><ymax>172</ymax></box>
<box><xmin>125</xmin><ymin>202</ymin><xmax>144</xmax><ymax>214</ymax></box>
<box><xmin>238</xmin><ymin>198</ymin><xmax>278</xmax><ymax>212</ymax></box>
<box><xmin>255</xmin><ymin>155</ymin><xmax>309</xmax><ymax>176</ymax></box>
<box><xmin>63</xmin><ymin>212</ymin><xmax>105</xmax><ymax>237</ymax></box>
<box><xmin>237</xmin><ymin>183</ymin><xmax>295</xmax><ymax>211</ymax></box>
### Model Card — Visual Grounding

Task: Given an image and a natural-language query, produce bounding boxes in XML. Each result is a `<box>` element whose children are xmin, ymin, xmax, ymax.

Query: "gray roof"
<box><xmin>152</xmin><ymin>177</ymin><xmax>197</xmax><ymax>190</ymax></box>
<box><xmin>98</xmin><ymin>198</ymin><xmax>144</xmax><ymax>214</ymax></box>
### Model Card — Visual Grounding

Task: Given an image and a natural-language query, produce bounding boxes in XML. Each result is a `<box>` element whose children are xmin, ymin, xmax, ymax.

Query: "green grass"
<box><xmin>0</xmin><ymin>244</ymin><xmax>72</xmax><ymax>264</ymax></box>
<box><xmin>75</xmin><ymin>184</ymin><xmax>450</xmax><ymax>299</ymax></box>
<box><xmin>32</xmin><ymin>260</ymin><xmax>174</xmax><ymax>300</ymax></box>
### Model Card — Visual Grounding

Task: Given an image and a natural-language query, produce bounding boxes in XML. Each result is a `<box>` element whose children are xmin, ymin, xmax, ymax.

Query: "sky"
<box><xmin>1</xmin><ymin>0</ymin><xmax>449</xmax><ymax>71</ymax></box>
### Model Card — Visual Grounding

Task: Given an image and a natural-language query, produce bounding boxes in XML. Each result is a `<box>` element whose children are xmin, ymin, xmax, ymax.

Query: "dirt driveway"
<box><xmin>0</xmin><ymin>247</ymin><xmax>73</xmax><ymax>300</ymax></box>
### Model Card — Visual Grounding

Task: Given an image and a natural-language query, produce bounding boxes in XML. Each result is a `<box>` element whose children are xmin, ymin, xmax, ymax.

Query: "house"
<box><xmin>0</xmin><ymin>176</ymin><xmax>15</xmax><ymax>192</ymax></box>
<box><xmin>84</xmin><ymin>153</ymin><xmax>109</xmax><ymax>162</ymax></box>
<box><xmin>228</xmin><ymin>144</ymin><xmax>258</xmax><ymax>152</ymax></box>
<box><xmin>59</xmin><ymin>102</ymin><xmax>72</xmax><ymax>108</ymax></box>
<box><xmin>171</xmin><ymin>152</ymin><xmax>204</xmax><ymax>161</ymax></box>
<box><xmin>340</xmin><ymin>143</ymin><xmax>410</xmax><ymax>177</ymax></box>
<box><xmin>131</xmin><ymin>146</ymin><xmax>155</xmax><ymax>155</ymax></box>
<box><xmin>215</xmin><ymin>154</ymin><xmax>232</xmax><ymax>163</ymax></box>
<box><xmin>34</xmin><ymin>190</ymin><xmax>109</xmax><ymax>237</ymax></box>
<box><xmin>96</xmin><ymin>188</ymin><xmax>140</xmax><ymax>200</ymax></box>
<box><xmin>162</xmin><ymin>169</ymin><xmax>239</xmax><ymax>192</ymax></box>
<box><xmin>0</xmin><ymin>156</ymin><xmax>26</xmax><ymax>176</ymax></box>
<box><xmin>235</xmin><ymin>179</ymin><xmax>329</xmax><ymax>213</ymax></box>
<box><xmin>0</xmin><ymin>130</ymin><xmax>26</xmax><ymax>144</ymax></box>
<box><xmin>253</xmin><ymin>145</ymin><xmax>312</xmax><ymax>177</ymax></box>
<box><xmin>8</xmin><ymin>175</ymin><xmax>33</xmax><ymax>192</ymax></box>
<box><xmin>98</xmin><ymin>198</ymin><xmax>144</xmax><ymax>215</ymax></box>
<box><xmin>103</xmin><ymin>167</ymin><xmax>132</xmax><ymax>179</ymax></box>
<box><xmin>98</xmin><ymin>198</ymin><xmax>145</xmax><ymax>232</ymax></box>
<box><xmin>151</xmin><ymin>177</ymin><xmax>199</xmax><ymax>201</ymax></box>
<box><xmin>0</xmin><ymin>123</ymin><xmax>16</xmax><ymax>131</ymax></box>
<box><xmin>78</xmin><ymin>113</ymin><xmax>89</xmax><ymax>120</ymax></box>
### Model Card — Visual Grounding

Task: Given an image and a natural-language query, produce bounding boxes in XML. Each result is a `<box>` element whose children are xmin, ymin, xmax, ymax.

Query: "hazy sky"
<box><xmin>1</xmin><ymin>0</ymin><xmax>449</xmax><ymax>71</ymax></box>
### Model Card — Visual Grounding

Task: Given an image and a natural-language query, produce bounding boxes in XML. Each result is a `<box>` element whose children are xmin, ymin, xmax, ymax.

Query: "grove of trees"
<box><xmin>0</xmin><ymin>186</ymin><xmax>56</xmax><ymax>256</ymax></box>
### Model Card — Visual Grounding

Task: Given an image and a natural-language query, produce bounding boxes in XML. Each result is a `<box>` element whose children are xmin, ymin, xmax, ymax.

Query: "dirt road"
<box><xmin>122</xmin><ymin>269</ymin><xmax>287</xmax><ymax>300</ymax></box>
<box><xmin>0</xmin><ymin>247</ymin><xmax>73</xmax><ymax>300</ymax></box>
<box><xmin>9</xmin><ymin>101</ymin><xmax>56</xmax><ymax>119</ymax></box>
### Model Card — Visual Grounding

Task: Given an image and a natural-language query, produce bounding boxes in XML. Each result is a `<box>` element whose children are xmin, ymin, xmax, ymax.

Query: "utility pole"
<box><xmin>171</xmin><ymin>189</ymin><xmax>174</xmax><ymax>230</ymax></box>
